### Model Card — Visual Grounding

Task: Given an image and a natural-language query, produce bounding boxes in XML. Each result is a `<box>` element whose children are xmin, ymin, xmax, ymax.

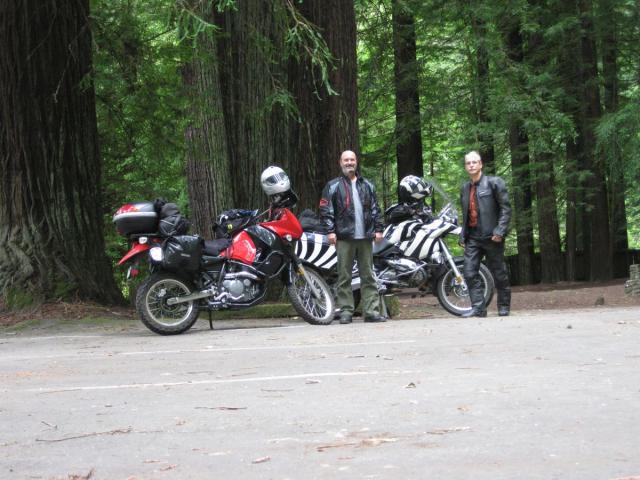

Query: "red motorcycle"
<box><xmin>113</xmin><ymin>193</ymin><xmax>335</xmax><ymax>335</ymax></box>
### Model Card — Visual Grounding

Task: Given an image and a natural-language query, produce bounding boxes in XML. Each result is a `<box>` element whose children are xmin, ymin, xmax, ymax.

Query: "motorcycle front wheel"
<box><xmin>435</xmin><ymin>262</ymin><xmax>495</xmax><ymax>316</ymax></box>
<box><xmin>287</xmin><ymin>267</ymin><xmax>335</xmax><ymax>325</ymax></box>
<box><xmin>136</xmin><ymin>273</ymin><xmax>200</xmax><ymax>335</ymax></box>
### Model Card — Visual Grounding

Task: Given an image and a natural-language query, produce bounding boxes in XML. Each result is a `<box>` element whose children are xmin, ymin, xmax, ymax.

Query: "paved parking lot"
<box><xmin>1</xmin><ymin>307</ymin><xmax>639</xmax><ymax>479</ymax></box>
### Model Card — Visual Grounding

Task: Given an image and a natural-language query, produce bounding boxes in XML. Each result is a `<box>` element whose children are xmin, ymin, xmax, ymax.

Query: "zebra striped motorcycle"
<box><xmin>295</xmin><ymin>200</ymin><xmax>494</xmax><ymax>317</ymax></box>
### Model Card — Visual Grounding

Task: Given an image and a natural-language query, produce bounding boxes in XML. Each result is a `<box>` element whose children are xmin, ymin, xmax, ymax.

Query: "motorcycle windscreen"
<box><xmin>261</xmin><ymin>208</ymin><xmax>303</xmax><ymax>239</ymax></box>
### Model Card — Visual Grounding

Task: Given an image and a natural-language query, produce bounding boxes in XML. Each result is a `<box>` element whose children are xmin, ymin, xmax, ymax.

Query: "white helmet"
<box><xmin>260</xmin><ymin>166</ymin><xmax>291</xmax><ymax>196</ymax></box>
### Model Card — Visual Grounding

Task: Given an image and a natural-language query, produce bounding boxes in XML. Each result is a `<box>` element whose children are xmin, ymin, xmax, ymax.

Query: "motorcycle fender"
<box><xmin>118</xmin><ymin>243</ymin><xmax>151</xmax><ymax>266</ymax></box>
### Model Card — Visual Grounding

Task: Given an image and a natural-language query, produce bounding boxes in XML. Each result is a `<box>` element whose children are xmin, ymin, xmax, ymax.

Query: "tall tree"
<box><xmin>184</xmin><ymin>0</ymin><xmax>358</xmax><ymax>225</ymax></box>
<box><xmin>286</xmin><ymin>0</ymin><xmax>360</xmax><ymax>205</ymax></box>
<box><xmin>556</xmin><ymin>0</ymin><xmax>585</xmax><ymax>281</ymax></box>
<box><xmin>470</xmin><ymin>12</ymin><xmax>495</xmax><ymax>173</ymax></box>
<box><xmin>183</xmin><ymin>44</ymin><xmax>233</xmax><ymax>238</ymax></box>
<box><xmin>502</xmin><ymin>15</ymin><xmax>535</xmax><ymax>285</ymax></box>
<box><xmin>392</xmin><ymin>0</ymin><xmax>424</xmax><ymax>181</ymax></box>
<box><xmin>579</xmin><ymin>0</ymin><xmax>612</xmax><ymax>280</ymax></box>
<box><xmin>0</xmin><ymin>0</ymin><xmax>122</xmax><ymax>307</ymax></box>
<box><xmin>599</xmin><ymin>0</ymin><xmax>628</xmax><ymax>258</ymax></box>
<box><xmin>527</xmin><ymin>0</ymin><xmax>563</xmax><ymax>283</ymax></box>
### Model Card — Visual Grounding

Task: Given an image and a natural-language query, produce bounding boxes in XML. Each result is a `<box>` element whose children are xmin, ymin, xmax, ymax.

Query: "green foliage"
<box><xmin>4</xmin><ymin>288</ymin><xmax>35</xmax><ymax>311</ymax></box>
<box><xmin>92</xmin><ymin>0</ymin><xmax>191</xmax><ymax>270</ymax></box>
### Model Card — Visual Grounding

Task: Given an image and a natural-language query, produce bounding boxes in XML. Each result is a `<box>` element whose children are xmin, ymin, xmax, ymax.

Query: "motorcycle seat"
<box><xmin>203</xmin><ymin>238</ymin><xmax>231</xmax><ymax>256</ymax></box>
<box><xmin>373</xmin><ymin>238</ymin><xmax>395</xmax><ymax>255</ymax></box>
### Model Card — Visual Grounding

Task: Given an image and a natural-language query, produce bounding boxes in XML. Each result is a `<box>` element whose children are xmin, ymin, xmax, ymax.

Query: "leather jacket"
<box><xmin>319</xmin><ymin>175</ymin><xmax>384</xmax><ymax>240</ymax></box>
<box><xmin>459</xmin><ymin>174</ymin><xmax>511</xmax><ymax>241</ymax></box>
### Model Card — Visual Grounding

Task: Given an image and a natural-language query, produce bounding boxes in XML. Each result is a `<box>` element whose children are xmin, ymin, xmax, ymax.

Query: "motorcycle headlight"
<box><xmin>150</xmin><ymin>246</ymin><xmax>163</xmax><ymax>263</ymax></box>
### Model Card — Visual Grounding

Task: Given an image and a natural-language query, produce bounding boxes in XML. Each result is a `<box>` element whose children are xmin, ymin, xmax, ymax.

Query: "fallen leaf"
<box><xmin>252</xmin><ymin>456</ymin><xmax>271</xmax><ymax>464</ymax></box>
<box><xmin>317</xmin><ymin>442</ymin><xmax>358</xmax><ymax>452</ymax></box>
<box><xmin>427</xmin><ymin>426</ymin><xmax>470</xmax><ymax>435</ymax></box>
<box><xmin>67</xmin><ymin>469</ymin><xmax>94</xmax><ymax>480</ymax></box>
<box><xmin>195</xmin><ymin>406</ymin><xmax>247</xmax><ymax>410</ymax></box>
<box><xmin>360</xmin><ymin>437</ymin><xmax>398</xmax><ymax>447</ymax></box>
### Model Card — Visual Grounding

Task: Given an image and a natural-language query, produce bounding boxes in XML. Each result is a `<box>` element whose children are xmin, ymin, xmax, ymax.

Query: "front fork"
<box><xmin>289</xmin><ymin>252</ymin><xmax>324</xmax><ymax>300</ymax></box>
<box><xmin>438</xmin><ymin>238</ymin><xmax>467</xmax><ymax>290</ymax></box>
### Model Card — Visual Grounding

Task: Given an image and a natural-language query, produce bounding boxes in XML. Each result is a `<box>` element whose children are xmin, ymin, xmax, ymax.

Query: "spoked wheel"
<box><xmin>435</xmin><ymin>263</ymin><xmax>495</xmax><ymax>316</ymax></box>
<box><xmin>136</xmin><ymin>273</ymin><xmax>199</xmax><ymax>335</ymax></box>
<box><xmin>287</xmin><ymin>267</ymin><xmax>335</xmax><ymax>325</ymax></box>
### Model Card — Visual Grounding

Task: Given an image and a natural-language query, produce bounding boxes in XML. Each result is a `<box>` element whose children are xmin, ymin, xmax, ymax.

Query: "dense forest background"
<box><xmin>1</xmin><ymin>0</ymin><xmax>638</xmax><ymax>308</ymax></box>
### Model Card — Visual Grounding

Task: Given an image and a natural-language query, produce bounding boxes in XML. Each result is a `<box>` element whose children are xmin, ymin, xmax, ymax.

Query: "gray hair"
<box><xmin>464</xmin><ymin>151</ymin><xmax>482</xmax><ymax>163</ymax></box>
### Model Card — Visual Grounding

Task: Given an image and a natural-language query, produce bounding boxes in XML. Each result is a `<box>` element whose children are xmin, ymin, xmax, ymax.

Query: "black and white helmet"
<box><xmin>398</xmin><ymin>175</ymin><xmax>433</xmax><ymax>203</ymax></box>
<box><xmin>260</xmin><ymin>166</ymin><xmax>291</xmax><ymax>196</ymax></box>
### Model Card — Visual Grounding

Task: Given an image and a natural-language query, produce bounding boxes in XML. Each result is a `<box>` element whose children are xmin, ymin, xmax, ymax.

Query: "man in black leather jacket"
<box><xmin>319</xmin><ymin>150</ymin><xmax>386</xmax><ymax>324</ymax></box>
<box><xmin>459</xmin><ymin>151</ymin><xmax>512</xmax><ymax>317</ymax></box>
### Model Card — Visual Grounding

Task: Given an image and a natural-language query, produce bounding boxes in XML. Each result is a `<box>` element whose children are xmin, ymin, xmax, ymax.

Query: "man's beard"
<box><xmin>341</xmin><ymin>165</ymin><xmax>356</xmax><ymax>176</ymax></box>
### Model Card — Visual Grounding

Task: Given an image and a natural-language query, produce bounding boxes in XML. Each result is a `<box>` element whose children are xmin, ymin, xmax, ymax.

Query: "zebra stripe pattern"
<box><xmin>384</xmin><ymin>218</ymin><xmax>460</xmax><ymax>261</ymax></box>
<box><xmin>295</xmin><ymin>232</ymin><xmax>337</xmax><ymax>271</ymax></box>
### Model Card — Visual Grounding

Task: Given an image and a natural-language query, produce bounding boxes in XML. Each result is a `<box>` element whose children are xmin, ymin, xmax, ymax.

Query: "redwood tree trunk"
<box><xmin>184</xmin><ymin>0</ymin><xmax>291</xmax><ymax>235</ymax></box>
<box><xmin>557</xmin><ymin>0</ymin><xmax>585</xmax><ymax>281</ymax></box>
<box><xmin>579</xmin><ymin>0</ymin><xmax>612</xmax><ymax>280</ymax></box>
<box><xmin>0</xmin><ymin>0</ymin><xmax>122</xmax><ymax>306</ymax></box>
<box><xmin>183</xmin><ymin>51</ymin><xmax>233</xmax><ymax>238</ymax></box>
<box><xmin>534</xmin><ymin>154</ymin><xmax>564</xmax><ymax>283</ymax></box>
<box><xmin>392</xmin><ymin>0</ymin><xmax>423</xmax><ymax>181</ymax></box>
<box><xmin>471</xmin><ymin>15</ymin><xmax>494</xmax><ymax>173</ymax></box>
<box><xmin>599</xmin><ymin>0</ymin><xmax>628</xmax><ymax>258</ymax></box>
<box><xmin>504</xmin><ymin>21</ymin><xmax>535</xmax><ymax>285</ymax></box>
<box><xmin>525</xmin><ymin>2</ymin><xmax>564</xmax><ymax>283</ymax></box>
<box><xmin>287</xmin><ymin>0</ymin><xmax>360</xmax><ymax>205</ymax></box>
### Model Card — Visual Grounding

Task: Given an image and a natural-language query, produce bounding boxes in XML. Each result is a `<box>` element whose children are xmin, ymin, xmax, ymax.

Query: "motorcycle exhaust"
<box><xmin>166</xmin><ymin>288</ymin><xmax>216</xmax><ymax>306</ymax></box>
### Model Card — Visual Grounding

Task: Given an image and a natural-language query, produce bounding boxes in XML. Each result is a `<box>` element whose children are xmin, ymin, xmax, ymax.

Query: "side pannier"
<box><xmin>162</xmin><ymin>235</ymin><xmax>202</xmax><ymax>272</ymax></box>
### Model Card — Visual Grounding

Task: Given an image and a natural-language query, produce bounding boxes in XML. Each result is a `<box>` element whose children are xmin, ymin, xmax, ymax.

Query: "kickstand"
<box><xmin>208</xmin><ymin>311</ymin><xmax>214</xmax><ymax>330</ymax></box>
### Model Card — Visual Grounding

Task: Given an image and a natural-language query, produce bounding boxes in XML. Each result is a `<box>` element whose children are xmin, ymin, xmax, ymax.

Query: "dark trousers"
<box><xmin>463</xmin><ymin>237</ymin><xmax>511</xmax><ymax>312</ymax></box>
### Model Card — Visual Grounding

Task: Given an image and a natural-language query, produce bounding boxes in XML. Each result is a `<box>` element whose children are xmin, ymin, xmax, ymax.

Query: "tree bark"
<box><xmin>215</xmin><ymin>1</ymin><xmax>291</xmax><ymax>209</ymax></box>
<box><xmin>526</xmin><ymin>1</ymin><xmax>563</xmax><ymax>282</ymax></box>
<box><xmin>183</xmin><ymin>49</ymin><xmax>233</xmax><ymax>238</ymax></box>
<box><xmin>0</xmin><ymin>0</ymin><xmax>122</xmax><ymax>306</ymax></box>
<box><xmin>287</xmin><ymin>0</ymin><xmax>360</xmax><ymax>207</ymax></box>
<box><xmin>392</xmin><ymin>0</ymin><xmax>423</xmax><ymax>181</ymax></box>
<box><xmin>471</xmin><ymin>15</ymin><xmax>494</xmax><ymax>173</ymax></box>
<box><xmin>503</xmin><ymin>21</ymin><xmax>535</xmax><ymax>285</ymax></box>
<box><xmin>556</xmin><ymin>0</ymin><xmax>585</xmax><ymax>281</ymax></box>
<box><xmin>534</xmin><ymin>154</ymin><xmax>564</xmax><ymax>282</ymax></box>
<box><xmin>579</xmin><ymin>0</ymin><xmax>612</xmax><ymax>280</ymax></box>
<box><xmin>599</xmin><ymin>0</ymin><xmax>628</xmax><ymax>257</ymax></box>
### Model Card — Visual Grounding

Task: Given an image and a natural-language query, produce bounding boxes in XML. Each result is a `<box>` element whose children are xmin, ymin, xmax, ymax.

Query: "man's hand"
<box><xmin>328</xmin><ymin>233</ymin><xmax>337</xmax><ymax>245</ymax></box>
<box><xmin>491</xmin><ymin>234</ymin><xmax>503</xmax><ymax>243</ymax></box>
<box><xmin>374</xmin><ymin>232</ymin><xmax>383</xmax><ymax>243</ymax></box>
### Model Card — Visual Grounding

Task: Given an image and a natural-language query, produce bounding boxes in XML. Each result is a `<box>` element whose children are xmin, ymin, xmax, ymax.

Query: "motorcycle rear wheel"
<box><xmin>436</xmin><ymin>263</ymin><xmax>495</xmax><ymax>316</ymax></box>
<box><xmin>287</xmin><ymin>267</ymin><xmax>335</xmax><ymax>325</ymax></box>
<box><xmin>136</xmin><ymin>273</ymin><xmax>200</xmax><ymax>335</ymax></box>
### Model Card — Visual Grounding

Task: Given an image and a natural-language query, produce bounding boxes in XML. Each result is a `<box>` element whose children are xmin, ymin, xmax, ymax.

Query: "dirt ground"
<box><xmin>0</xmin><ymin>279</ymin><xmax>638</xmax><ymax>327</ymax></box>
<box><xmin>393</xmin><ymin>278</ymin><xmax>640</xmax><ymax>318</ymax></box>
